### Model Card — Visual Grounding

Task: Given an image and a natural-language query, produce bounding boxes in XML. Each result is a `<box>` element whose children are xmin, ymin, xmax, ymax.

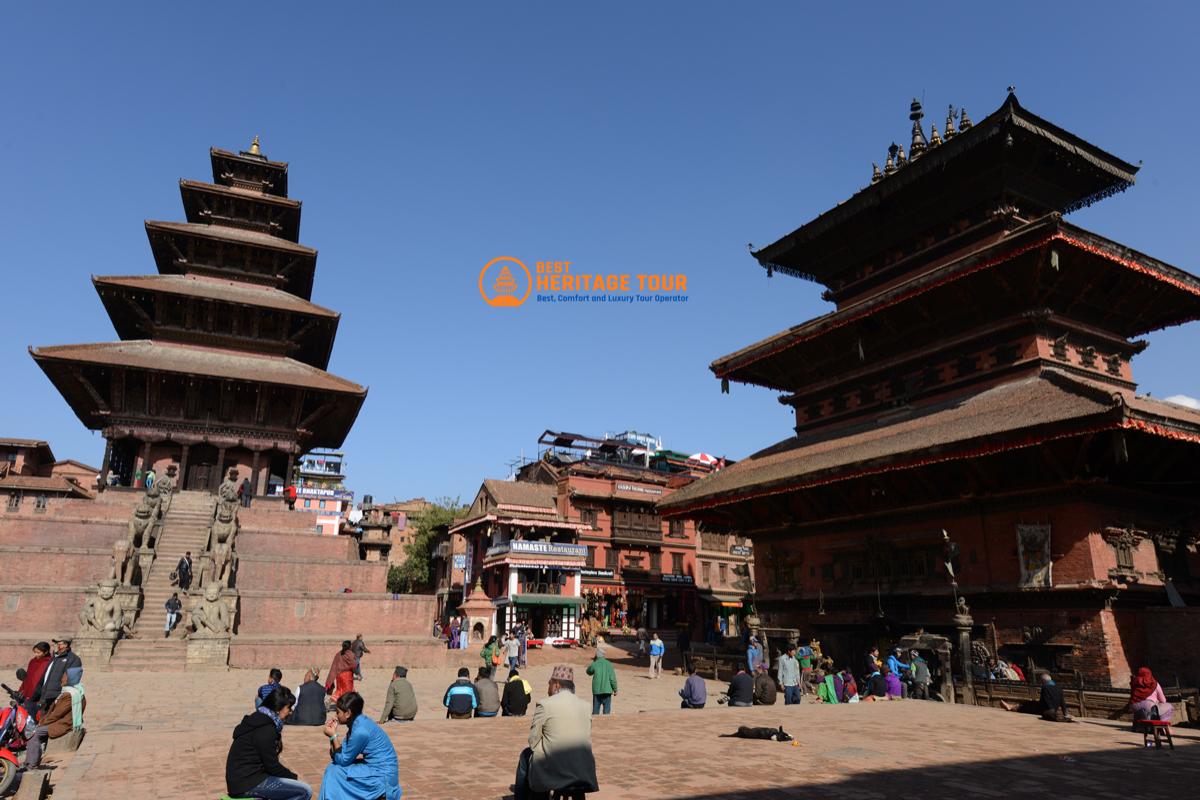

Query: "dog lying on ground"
<box><xmin>719</xmin><ymin>725</ymin><xmax>793</xmax><ymax>742</ymax></box>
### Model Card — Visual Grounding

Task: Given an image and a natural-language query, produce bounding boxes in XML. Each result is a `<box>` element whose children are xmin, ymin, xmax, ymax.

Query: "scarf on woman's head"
<box><xmin>1130</xmin><ymin>667</ymin><xmax>1158</xmax><ymax>704</ymax></box>
<box><xmin>258</xmin><ymin>705</ymin><xmax>283</xmax><ymax>733</ymax></box>
<box><xmin>63</xmin><ymin>667</ymin><xmax>85</xmax><ymax>729</ymax></box>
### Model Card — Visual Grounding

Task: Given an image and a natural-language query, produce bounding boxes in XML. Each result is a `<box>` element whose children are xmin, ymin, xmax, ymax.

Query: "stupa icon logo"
<box><xmin>479</xmin><ymin>256</ymin><xmax>532</xmax><ymax>307</ymax></box>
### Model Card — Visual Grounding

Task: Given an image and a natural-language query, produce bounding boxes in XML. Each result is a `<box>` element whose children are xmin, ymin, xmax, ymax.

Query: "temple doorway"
<box><xmin>109</xmin><ymin>437</ymin><xmax>140</xmax><ymax>487</ymax></box>
<box><xmin>186</xmin><ymin>443</ymin><xmax>219</xmax><ymax>492</ymax></box>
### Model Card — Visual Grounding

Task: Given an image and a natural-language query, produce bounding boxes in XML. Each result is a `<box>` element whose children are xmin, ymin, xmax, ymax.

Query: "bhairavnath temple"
<box><xmin>660</xmin><ymin>93</ymin><xmax>1200</xmax><ymax>688</ymax></box>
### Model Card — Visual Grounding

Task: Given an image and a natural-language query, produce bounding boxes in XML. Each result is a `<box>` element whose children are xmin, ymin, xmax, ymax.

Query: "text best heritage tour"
<box><xmin>535</xmin><ymin>260</ymin><xmax>688</xmax><ymax>303</ymax></box>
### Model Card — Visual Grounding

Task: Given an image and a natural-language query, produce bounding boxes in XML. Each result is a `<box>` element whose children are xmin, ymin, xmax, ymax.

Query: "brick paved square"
<box><xmin>27</xmin><ymin>655</ymin><xmax>1200</xmax><ymax>800</ymax></box>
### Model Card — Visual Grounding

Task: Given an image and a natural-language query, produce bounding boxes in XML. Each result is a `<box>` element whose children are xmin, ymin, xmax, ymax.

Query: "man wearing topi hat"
<box><xmin>512</xmin><ymin>665</ymin><xmax>598</xmax><ymax>799</ymax></box>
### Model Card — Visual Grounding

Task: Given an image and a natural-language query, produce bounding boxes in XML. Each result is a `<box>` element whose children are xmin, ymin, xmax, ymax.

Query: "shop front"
<box><xmin>699</xmin><ymin>590</ymin><xmax>748</xmax><ymax>641</ymax></box>
<box><xmin>624</xmin><ymin>573</ymin><xmax>696</xmax><ymax>630</ymax></box>
<box><xmin>498</xmin><ymin>595</ymin><xmax>582</xmax><ymax>642</ymax></box>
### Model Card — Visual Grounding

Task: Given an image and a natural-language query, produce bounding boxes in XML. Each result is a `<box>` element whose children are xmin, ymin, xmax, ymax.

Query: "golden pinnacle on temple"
<box><xmin>909</xmin><ymin>98</ymin><xmax>927</xmax><ymax>161</ymax></box>
<box><xmin>884</xmin><ymin>144</ymin><xmax>898</xmax><ymax>175</ymax></box>
<box><xmin>929</xmin><ymin>124</ymin><xmax>943</xmax><ymax>147</ymax></box>
<box><xmin>896</xmin><ymin>142</ymin><xmax>907</xmax><ymax>166</ymax></box>
<box><xmin>871</xmin><ymin>162</ymin><xmax>883</xmax><ymax>184</ymax></box>
<box><xmin>247</xmin><ymin>135</ymin><xmax>262</xmax><ymax>156</ymax></box>
<box><xmin>945</xmin><ymin>105</ymin><xmax>957</xmax><ymax>140</ymax></box>
<box><xmin>959</xmin><ymin>107</ymin><xmax>972</xmax><ymax>131</ymax></box>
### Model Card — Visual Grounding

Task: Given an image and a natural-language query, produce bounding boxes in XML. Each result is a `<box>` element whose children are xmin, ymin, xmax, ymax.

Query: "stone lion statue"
<box><xmin>209</xmin><ymin>468</ymin><xmax>240</xmax><ymax>549</ymax></box>
<box><xmin>206</xmin><ymin>541</ymin><xmax>236</xmax><ymax>589</ymax></box>
<box><xmin>190</xmin><ymin>581</ymin><xmax>232</xmax><ymax>636</ymax></box>
<box><xmin>80</xmin><ymin>579</ymin><xmax>124</xmax><ymax>635</ymax></box>
<box><xmin>110</xmin><ymin>538</ymin><xmax>135</xmax><ymax>586</ymax></box>
<box><xmin>127</xmin><ymin>493</ymin><xmax>157</xmax><ymax>550</ymax></box>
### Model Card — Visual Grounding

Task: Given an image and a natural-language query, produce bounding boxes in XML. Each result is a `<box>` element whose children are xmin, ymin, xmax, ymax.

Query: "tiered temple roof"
<box><xmin>31</xmin><ymin>138</ymin><xmax>365</xmax><ymax>480</ymax></box>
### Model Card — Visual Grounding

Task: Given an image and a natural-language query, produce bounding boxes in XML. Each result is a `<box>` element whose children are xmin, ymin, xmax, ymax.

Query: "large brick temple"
<box><xmin>31</xmin><ymin>138</ymin><xmax>366</xmax><ymax>494</ymax></box>
<box><xmin>660</xmin><ymin>93</ymin><xmax>1200</xmax><ymax>687</ymax></box>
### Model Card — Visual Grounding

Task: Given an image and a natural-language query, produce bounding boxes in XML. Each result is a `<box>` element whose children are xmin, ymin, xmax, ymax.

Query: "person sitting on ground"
<box><xmin>226</xmin><ymin>685</ymin><xmax>311</xmax><ymax>800</ymax></box>
<box><xmin>883</xmin><ymin>665</ymin><xmax>904</xmax><ymax>700</ymax></box>
<box><xmin>474</xmin><ymin>666</ymin><xmax>501</xmax><ymax>718</ymax></box>
<box><xmin>443</xmin><ymin>666</ymin><xmax>478</xmax><ymax>719</ymax></box>
<box><xmin>289</xmin><ymin>668</ymin><xmax>328</xmax><ymax>726</ymax></box>
<box><xmin>1039</xmin><ymin>672</ymin><xmax>1073</xmax><ymax>722</ymax></box>
<box><xmin>863</xmin><ymin>646</ymin><xmax>881</xmax><ymax>681</ymax></box>
<box><xmin>512</xmin><ymin>665</ymin><xmax>598</xmax><ymax>800</ymax></box>
<box><xmin>863</xmin><ymin>665</ymin><xmax>888</xmax><ymax>701</ymax></box>
<box><xmin>838</xmin><ymin>669</ymin><xmax>859</xmax><ymax>703</ymax></box>
<box><xmin>256</xmin><ymin>667</ymin><xmax>283</xmax><ymax>708</ymax></box>
<box><xmin>321</xmin><ymin>691</ymin><xmax>402</xmax><ymax>800</ymax></box>
<box><xmin>886</xmin><ymin>647</ymin><xmax>910</xmax><ymax>697</ymax></box>
<box><xmin>725</xmin><ymin>666</ymin><xmax>754</xmax><ymax>707</ymax></box>
<box><xmin>378</xmin><ymin>666</ymin><xmax>418</xmax><ymax>723</ymax></box>
<box><xmin>679</xmin><ymin>663</ymin><xmax>707</xmax><ymax>709</ymax></box>
<box><xmin>1129</xmin><ymin>666</ymin><xmax>1173</xmax><ymax>723</ymax></box>
<box><xmin>503</xmin><ymin>668</ymin><xmax>533</xmax><ymax>717</ymax></box>
<box><xmin>752</xmin><ymin>663</ymin><xmax>778</xmax><ymax>705</ymax></box>
<box><xmin>23</xmin><ymin>667</ymin><xmax>85</xmax><ymax>771</ymax></box>
<box><xmin>18</xmin><ymin>641</ymin><xmax>51</xmax><ymax>716</ymax></box>
<box><xmin>816</xmin><ymin>670</ymin><xmax>841</xmax><ymax>704</ymax></box>
<box><xmin>909</xmin><ymin>651</ymin><xmax>932</xmax><ymax>700</ymax></box>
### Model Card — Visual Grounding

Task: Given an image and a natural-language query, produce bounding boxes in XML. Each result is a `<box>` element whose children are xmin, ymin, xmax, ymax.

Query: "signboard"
<box><xmin>452</xmin><ymin>554</ymin><xmax>467</xmax><ymax>569</ymax></box>
<box><xmin>580</xmin><ymin>568</ymin><xmax>615</xmax><ymax>579</ymax></box>
<box><xmin>663</xmin><ymin>574</ymin><xmax>694</xmax><ymax>585</ymax></box>
<box><xmin>730</xmin><ymin>545</ymin><xmax>752</xmax><ymax>556</ymax></box>
<box><xmin>490</xmin><ymin>540</ymin><xmax>588</xmax><ymax>559</ymax></box>
<box><xmin>615</xmin><ymin>483</ymin><xmax>663</xmax><ymax>496</ymax></box>
<box><xmin>295</xmin><ymin>486</ymin><xmax>355</xmax><ymax>500</ymax></box>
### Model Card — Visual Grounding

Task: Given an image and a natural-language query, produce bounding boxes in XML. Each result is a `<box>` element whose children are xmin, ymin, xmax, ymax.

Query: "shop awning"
<box><xmin>699</xmin><ymin>591</ymin><xmax>746</xmax><ymax>606</ymax></box>
<box><xmin>513</xmin><ymin>594</ymin><xmax>584</xmax><ymax>607</ymax></box>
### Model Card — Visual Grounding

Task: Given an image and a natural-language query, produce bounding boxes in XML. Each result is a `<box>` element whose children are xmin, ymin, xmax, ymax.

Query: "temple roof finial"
<box><xmin>944</xmin><ymin>105</ymin><xmax>957</xmax><ymax>140</ymax></box>
<box><xmin>959</xmin><ymin>107</ymin><xmax>972</xmax><ymax>131</ymax></box>
<box><xmin>909</xmin><ymin>98</ymin><xmax>927</xmax><ymax>160</ymax></box>
<box><xmin>884</xmin><ymin>143</ymin><xmax>898</xmax><ymax>175</ymax></box>
<box><xmin>896</xmin><ymin>142</ymin><xmax>907</xmax><ymax>166</ymax></box>
<box><xmin>871</xmin><ymin>162</ymin><xmax>883</xmax><ymax>184</ymax></box>
<box><xmin>929</xmin><ymin>124</ymin><xmax>943</xmax><ymax>148</ymax></box>
<box><xmin>247</xmin><ymin>135</ymin><xmax>262</xmax><ymax>156</ymax></box>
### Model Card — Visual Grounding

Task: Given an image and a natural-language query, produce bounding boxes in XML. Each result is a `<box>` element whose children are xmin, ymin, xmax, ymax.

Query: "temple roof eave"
<box><xmin>93</xmin><ymin>274</ymin><xmax>339</xmax><ymax>319</ymax></box>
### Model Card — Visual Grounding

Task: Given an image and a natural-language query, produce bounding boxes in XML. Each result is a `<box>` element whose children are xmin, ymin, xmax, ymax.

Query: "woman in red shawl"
<box><xmin>18</xmin><ymin>642</ymin><xmax>52</xmax><ymax>714</ymax></box>
<box><xmin>1130</xmin><ymin>666</ymin><xmax>1173</xmax><ymax>722</ymax></box>
<box><xmin>325</xmin><ymin>640</ymin><xmax>357</xmax><ymax>700</ymax></box>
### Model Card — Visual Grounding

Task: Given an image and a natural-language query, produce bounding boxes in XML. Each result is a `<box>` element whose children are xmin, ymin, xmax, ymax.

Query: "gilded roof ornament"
<box><xmin>959</xmin><ymin>108</ymin><xmax>972</xmax><ymax>131</ymax></box>
<box><xmin>944</xmin><ymin>105</ymin><xmax>957</xmax><ymax>140</ymax></box>
<box><xmin>884</xmin><ymin>144</ymin><xmax>898</xmax><ymax>175</ymax></box>
<box><xmin>247</xmin><ymin>136</ymin><xmax>262</xmax><ymax>156</ymax></box>
<box><xmin>871</xmin><ymin>162</ymin><xmax>883</xmax><ymax>184</ymax></box>
<box><xmin>896</xmin><ymin>142</ymin><xmax>907</xmax><ymax>166</ymax></box>
<box><xmin>929</xmin><ymin>124</ymin><xmax>943</xmax><ymax>147</ymax></box>
<box><xmin>909</xmin><ymin>99</ymin><xmax>927</xmax><ymax>160</ymax></box>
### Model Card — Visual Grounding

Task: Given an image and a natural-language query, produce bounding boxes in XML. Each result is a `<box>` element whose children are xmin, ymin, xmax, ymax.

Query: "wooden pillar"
<box><xmin>179</xmin><ymin>444</ymin><xmax>190</xmax><ymax>490</ymax></box>
<box><xmin>250</xmin><ymin>450</ymin><xmax>261</xmax><ymax>497</ymax></box>
<box><xmin>139</xmin><ymin>441</ymin><xmax>152</xmax><ymax>486</ymax></box>
<box><xmin>98</xmin><ymin>437</ymin><xmax>113</xmax><ymax>492</ymax></box>
<box><xmin>215</xmin><ymin>446</ymin><xmax>227</xmax><ymax>491</ymax></box>
<box><xmin>284</xmin><ymin>451</ymin><xmax>295</xmax><ymax>490</ymax></box>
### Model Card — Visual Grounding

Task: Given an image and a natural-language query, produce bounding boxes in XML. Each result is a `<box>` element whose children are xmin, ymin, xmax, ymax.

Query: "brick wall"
<box><xmin>0</xmin><ymin>546</ymin><xmax>113</xmax><ymax>585</ymax></box>
<box><xmin>0</xmin><ymin>519</ymin><xmax>125</xmax><ymax>549</ymax></box>
<box><xmin>235</xmin><ymin>591</ymin><xmax>435</xmax><ymax>637</ymax></box>
<box><xmin>237</xmin><ymin>555</ymin><xmax>387</xmax><ymax>593</ymax></box>
<box><xmin>229</xmin><ymin>636</ymin><xmax>447</xmax><ymax>669</ymax></box>
<box><xmin>239</xmin><ymin>530</ymin><xmax>358</xmax><ymax>561</ymax></box>
<box><xmin>1144</xmin><ymin>607</ymin><xmax>1200</xmax><ymax>687</ymax></box>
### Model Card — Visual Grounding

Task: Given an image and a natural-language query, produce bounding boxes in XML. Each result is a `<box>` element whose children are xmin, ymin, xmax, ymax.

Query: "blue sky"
<box><xmin>3</xmin><ymin>3</ymin><xmax>1197</xmax><ymax>502</ymax></box>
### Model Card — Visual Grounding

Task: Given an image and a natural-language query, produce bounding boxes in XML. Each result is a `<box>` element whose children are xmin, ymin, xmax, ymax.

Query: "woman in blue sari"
<box><xmin>319</xmin><ymin>692</ymin><xmax>402</xmax><ymax>800</ymax></box>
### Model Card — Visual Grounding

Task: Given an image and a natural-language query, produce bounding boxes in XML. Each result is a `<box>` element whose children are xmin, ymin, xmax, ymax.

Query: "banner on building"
<box><xmin>1016</xmin><ymin>524</ymin><xmax>1052</xmax><ymax>588</ymax></box>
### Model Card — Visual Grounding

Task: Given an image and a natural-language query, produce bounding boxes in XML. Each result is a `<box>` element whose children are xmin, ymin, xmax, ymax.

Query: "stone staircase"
<box><xmin>109</xmin><ymin>491</ymin><xmax>214</xmax><ymax>671</ymax></box>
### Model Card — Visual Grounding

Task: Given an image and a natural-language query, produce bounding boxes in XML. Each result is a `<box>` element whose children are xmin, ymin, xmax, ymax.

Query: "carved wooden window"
<box><xmin>625</xmin><ymin>555</ymin><xmax>644</xmax><ymax>569</ymax></box>
<box><xmin>701</xmin><ymin>561</ymin><xmax>711</xmax><ymax>585</ymax></box>
<box><xmin>671</xmin><ymin>553</ymin><xmax>684</xmax><ymax>574</ymax></box>
<box><xmin>668</xmin><ymin>518</ymin><xmax>685</xmax><ymax>538</ymax></box>
<box><xmin>585</xmin><ymin>546</ymin><xmax>596</xmax><ymax>567</ymax></box>
<box><xmin>579</xmin><ymin>507</ymin><xmax>597</xmax><ymax>528</ymax></box>
<box><xmin>605</xmin><ymin>548</ymin><xmax>618</xmax><ymax>570</ymax></box>
<box><xmin>649</xmin><ymin>551</ymin><xmax>662</xmax><ymax>572</ymax></box>
<box><xmin>718</xmin><ymin>564</ymin><xmax>728</xmax><ymax>585</ymax></box>
<box><xmin>1079</xmin><ymin>346</ymin><xmax>1097</xmax><ymax>368</ymax></box>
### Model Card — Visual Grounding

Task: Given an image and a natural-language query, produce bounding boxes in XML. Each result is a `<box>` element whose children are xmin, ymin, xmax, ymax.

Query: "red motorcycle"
<box><xmin>0</xmin><ymin>679</ymin><xmax>36</xmax><ymax>794</ymax></box>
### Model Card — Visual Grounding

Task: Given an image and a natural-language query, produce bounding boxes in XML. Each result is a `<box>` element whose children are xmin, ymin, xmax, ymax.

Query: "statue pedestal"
<box><xmin>955</xmin><ymin>613</ymin><xmax>975</xmax><ymax>706</ymax></box>
<box><xmin>136</xmin><ymin>548</ymin><xmax>156</xmax><ymax>586</ymax></box>
<box><xmin>187</xmin><ymin>633</ymin><xmax>230</xmax><ymax>667</ymax></box>
<box><xmin>115</xmin><ymin>585</ymin><xmax>142</xmax><ymax>630</ymax></box>
<box><xmin>73</xmin><ymin>633</ymin><xmax>119</xmax><ymax>667</ymax></box>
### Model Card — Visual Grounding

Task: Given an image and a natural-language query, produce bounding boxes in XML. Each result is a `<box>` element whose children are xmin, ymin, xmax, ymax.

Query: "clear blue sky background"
<box><xmin>3</xmin><ymin>3</ymin><xmax>1197</xmax><ymax>503</ymax></box>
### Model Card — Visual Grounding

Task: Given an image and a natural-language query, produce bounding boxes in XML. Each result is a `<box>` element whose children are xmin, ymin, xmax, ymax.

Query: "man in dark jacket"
<box><xmin>288</xmin><ymin>668</ymin><xmax>328</xmax><ymax>726</ymax></box>
<box><xmin>502</xmin><ymin>668</ymin><xmax>532</xmax><ymax>716</ymax></box>
<box><xmin>176</xmin><ymin>551</ymin><xmax>193</xmax><ymax>593</ymax></box>
<box><xmin>1039</xmin><ymin>673</ymin><xmax>1073</xmax><ymax>722</ymax></box>
<box><xmin>41</xmin><ymin>638</ymin><xmax>82</xmax><ymax>712</ymax></box>
<box><xmin>378</xmin><ymin>666</ymin><xmax>418</xmax><ymax>723</ymax></box>
<box><xmin>443</xmin><ymin>667</ymin><xmax>478</xmax><ymax>719</ymax></box>
<box><xmin>752</xmin><ymin>664</ymin><xmax>777</xmax><ymax>705</ymax></box>
<box><xmin>226</xmin><ymin>686</ymin><xmax>312</xmax><ymax>800</ymax></box>
<box><xmin>725</xmin><ymin>667</ymin><xmax>754</xmax><ymax>707</ymax></box>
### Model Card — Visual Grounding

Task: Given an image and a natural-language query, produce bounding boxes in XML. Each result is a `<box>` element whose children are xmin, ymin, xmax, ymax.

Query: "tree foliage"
<box><xmin>387</xmin><ymin>497</ymin><xmax>464</xmax><ymax>594</ymax></box>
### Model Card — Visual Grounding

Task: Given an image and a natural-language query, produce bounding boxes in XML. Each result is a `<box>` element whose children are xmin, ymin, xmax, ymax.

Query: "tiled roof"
<box><xmin>659</xmin><ymin>370</ymin><xmax>1126</xmax><ymax>513</ymax></box>
<box><xmin>483</xmin><ymin>479</ymin><xmax>557</xmax><ymax>510</ymax></box>
<box><xmin>0</xmin><ymin>474</ymin><xmax>93</xmax><ymax>498</ymax></box>
<box><xmin>144</xmin><ymin>220</ymin><xmax>315</xmax><ymax>256</ymax></box>
<box><xmin>94</xmin><ymin>274</ymin><xmax>338</xmax><ymax>317</ymax></box>
<box><xmin>0</xmin><ymin>438</ymin><xmax>51</xmax><ymax>449</ymax></box>
<box><xmin>30</xmin><ymin>340</ymin><xmax>365</xmax><ymax>395</ymax></box>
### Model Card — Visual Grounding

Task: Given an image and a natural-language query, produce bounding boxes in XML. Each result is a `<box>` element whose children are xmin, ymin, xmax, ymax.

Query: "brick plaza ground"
<box><xmin>26</xmin><ymin>649</ymin><xmax>1200</xmax><ymax>800</ymax></box>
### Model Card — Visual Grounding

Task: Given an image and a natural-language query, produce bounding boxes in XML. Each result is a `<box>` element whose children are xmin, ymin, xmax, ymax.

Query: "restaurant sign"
<box><xmin>488</xmin><ymin>540</ymin><xmax>588</xmax><ymax>559</ymax></box>
<box><xmin>615</xmin><ymin>483</ymin><xmax>663</xmax><ymax>496</ymax></box>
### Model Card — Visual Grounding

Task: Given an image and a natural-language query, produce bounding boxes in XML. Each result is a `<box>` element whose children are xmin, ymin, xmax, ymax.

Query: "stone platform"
<box><xmin>38</xmin><ymin>654</ymin><xmax>1200</xmax><ymax>800</ymax></box>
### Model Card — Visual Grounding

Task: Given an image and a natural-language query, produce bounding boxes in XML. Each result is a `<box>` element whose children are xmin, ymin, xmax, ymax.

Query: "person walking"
<box><xmin>284</xmin><ymin>484</ymin><xmax>297</xmax><ymax>510</ymax></box>
<box><xmin>503</xmin><ymin>632</ymin><xmax>521</xmax><ymax>670</ymax></box>
<box><xmin>909</xmin><ymin>651</ymin><xmax>932</xmax><ymax>700</ymax></box>
<box><xmin>777</xmin><ymin>643</ymin><xmax>802</xmax><ymax>705</ymax></box>
<box><xmin>240</xmin><ymin>476</ymin><xmax>253</xmax><ymax>508</ymax></box>
<box><xmin>176</xmin><ymin>551</ymin><xmax>194</xmax><ymax>593</ymax></box>
<box><xmin>378</xmin><ymin>666</ymin><xmax>418</xmax><ymax>724</ymax></box>
<box><xmin>648</xmin><ymin>632</ymin><xmax>665</xmax><ymax>679</ymax></box>
<box><xmin>324</xmin><ymin>641</ymin><xmax>357</xmax><ymax>701</ymax></box>
<box><xmin>351</xmin><ymin>634</ymin><xmax>370</xmax><ymax>679</ymax></box>
<box><xmin>164</xmin><ymin>592</ymin><xmax>182</xmax><ymax>637</ymax></box>
<box><xmin>481</xmin><ymin>635</ymin><xmax>500</xmax><ymax>679</ymax></box>
<box><xmin>586</xmin><ymin>649</ymin><xmax>618</xmax><ymax>715</ymax></box>
<box><xmin>518</xmin><ymin>624</ymin><xmax>529</xmax><ymax>667</ymax></box>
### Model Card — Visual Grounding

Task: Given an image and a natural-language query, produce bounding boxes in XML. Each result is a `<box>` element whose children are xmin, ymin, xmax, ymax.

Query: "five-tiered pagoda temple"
<box><xmin>32</xmin><ymin>139</ymin><xmax>366</xmax><ymax>495</ymax></box>
<box><xmin>659</xmin><ymin>93</ymin><xmax>1200</xmax><ymax>688</ymax></box>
